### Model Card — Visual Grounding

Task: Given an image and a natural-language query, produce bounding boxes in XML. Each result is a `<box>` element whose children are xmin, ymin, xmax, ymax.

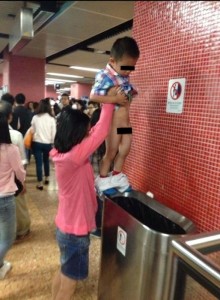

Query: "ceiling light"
<box><xmin>70</xmin><ymin>66</ymin><xmax>101</xmax><ymax>72</ymax></box>
<box><xmin>46</xmin><ymin>78</ymin><xmax>76</xmax><ymax>83</ymax></box>
<box><xmin>45</xmin><ymin>80</ymin><xmax>63</xmax><ymax>85</ymax></box>
<box><xmin>47</xmin><ymin>72</ymin><xmax>84</xmax><ymax>78</ymax></box>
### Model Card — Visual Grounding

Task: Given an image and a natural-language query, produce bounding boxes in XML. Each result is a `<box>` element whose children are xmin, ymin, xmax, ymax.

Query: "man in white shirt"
<box><xmin>0</xmin><ymin>97</ymin><xmax>31</xmax><ymax>242</ymax></box>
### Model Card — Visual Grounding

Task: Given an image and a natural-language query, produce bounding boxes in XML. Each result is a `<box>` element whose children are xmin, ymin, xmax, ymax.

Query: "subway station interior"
<box><xmin>0</xmin><ymin>1</ymin><xmax>219</xmax><ymax>300</ymax></box>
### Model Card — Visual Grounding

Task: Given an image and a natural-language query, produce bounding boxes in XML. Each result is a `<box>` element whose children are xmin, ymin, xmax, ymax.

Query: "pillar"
<box><xmin>2</xmin><ymin>50</ymin><xmax>45</xmax><ymax>102</ymax></box>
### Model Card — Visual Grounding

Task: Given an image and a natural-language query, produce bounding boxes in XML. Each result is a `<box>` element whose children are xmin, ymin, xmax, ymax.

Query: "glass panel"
<box><xmin>205</xmin><ymin>250</ymin><xmax>220</xmax><ymax>266</ymax></box>
<box><xmin>184</xmin><ymin>275</ymin><xmax>218</xmax><ymax>300</ymax></box>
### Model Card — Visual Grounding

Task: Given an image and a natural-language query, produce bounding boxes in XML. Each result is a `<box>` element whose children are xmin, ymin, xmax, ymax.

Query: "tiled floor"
<box><xmin>0</xmin><ymin>160</ymin><xmax>101</xmax><ymax>300</ymax></box>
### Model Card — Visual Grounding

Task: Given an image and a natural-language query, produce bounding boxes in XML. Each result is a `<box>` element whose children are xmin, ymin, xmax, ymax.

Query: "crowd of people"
<box><xmin>0</xmin><ymin>36</ymin><xmax>139</xmax><ymax>300</ymax></box>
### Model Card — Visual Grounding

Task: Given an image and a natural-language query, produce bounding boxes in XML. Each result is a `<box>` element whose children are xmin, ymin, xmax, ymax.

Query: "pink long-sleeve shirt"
<box><xmin>50</xmin><ymin>103</ymin><xmax>114</xmax><ymax>235</ymax></box>
<box><xmin>0</xmin><ymin>144</ymin><xmax>26</xmax><ymax>196</ymax></box>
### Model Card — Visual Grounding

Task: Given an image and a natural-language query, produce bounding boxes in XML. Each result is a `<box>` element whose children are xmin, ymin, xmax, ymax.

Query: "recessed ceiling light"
<box><xmin>46</xmin><ymin>78</ymin><xmax>76</xmax><ymax>83</ymax></box>
<box><xmin>69</xmin><ymin>66</ymin><xmax>100</xmax><ymax>72</ymax></box>
<box><xmin>47</xmin><ymin>72</ymin><xmax>84</xmax><ymax>78</ymax></box>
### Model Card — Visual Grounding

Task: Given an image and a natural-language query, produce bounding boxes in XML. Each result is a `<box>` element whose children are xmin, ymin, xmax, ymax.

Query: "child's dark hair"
<box><xmin>110</xmin><ymin>36</ymin><xmax>140</xmax><ymax>61</ymax></box>
<box><xmin>54</xmin><ymin>107</ymin><xmax>90</xmax><ymax>153</ymax></box>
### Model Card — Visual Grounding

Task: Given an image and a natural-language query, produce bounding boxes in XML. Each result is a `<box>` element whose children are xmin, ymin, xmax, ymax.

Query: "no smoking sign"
<box><xmin>166</xmin><ymin>78</ymin><xmax>186</xmax><ymax>113</ymax></box>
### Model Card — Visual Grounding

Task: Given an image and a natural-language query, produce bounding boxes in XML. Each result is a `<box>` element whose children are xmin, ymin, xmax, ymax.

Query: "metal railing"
<box><xmin>164</xmin><ymin>231</ymin><xmax>220</xmax><ymax>300</ymax></box>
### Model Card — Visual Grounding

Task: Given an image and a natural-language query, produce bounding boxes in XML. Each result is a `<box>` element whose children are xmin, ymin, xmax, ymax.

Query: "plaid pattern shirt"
<box><xmin>91</xmin><ymin>64</ymin><xmax>137</xmax><ymax>100</ymax></box>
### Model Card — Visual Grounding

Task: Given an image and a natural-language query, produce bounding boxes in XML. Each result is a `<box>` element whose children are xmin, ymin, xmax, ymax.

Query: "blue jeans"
<box><xmin>32</xmin><ymin>142</ymin><xmax>52</xmax><ymax>182</ymax></box>
<box><xmin>56</xmin><ymin>228</ymin><xmax>90</xmax><ymax>280</ymax></box>
<box><xmin>0</xmin><ymin>196</ymin><xmax>16</xmax><ymax>266</ymax></box>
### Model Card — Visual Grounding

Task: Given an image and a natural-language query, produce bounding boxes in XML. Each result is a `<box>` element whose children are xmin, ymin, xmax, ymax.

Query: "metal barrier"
<box><xmin>164</xmin><ymin>231</ymin><xmax>220</xmax><ymax>300</ymax></box>
<box><xmin>98</xmin><ymin>190</ymin><xmax>196</xmax><ymax>300</ymax></box>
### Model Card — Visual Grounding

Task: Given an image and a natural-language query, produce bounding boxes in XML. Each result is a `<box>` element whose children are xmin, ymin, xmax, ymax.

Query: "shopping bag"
<box><xmin>24</xmin><ymin>127</ymin><xmax>33</xmax><ymax>149</ymax></box>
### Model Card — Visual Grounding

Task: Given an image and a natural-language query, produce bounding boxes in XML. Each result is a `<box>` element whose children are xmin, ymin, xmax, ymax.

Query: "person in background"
<box><xmin>33</xmin><ymin>102</ymin><xmax>39</xmax><ymax>115</ymax></box>
<box><xmin>60</xmin><ymin>93</ymin><xmax>71</xmax><ymax>110</ymax></box>
<box><xmin>10</xmin><ymin>93</ymin><xmax>32</xmax><ymax>137</ymax></box>
<box><xmin>10</xmin><ymin>93</ymin><xmax>33</xmax><ymax>164</ymax></box>
<box><xmin>50</xmin><ymin>88</ymin><xmax>116</xmax><ymax>300</ymax></box>
<box><xmin>90</xmin><ymin>36</ymin><xmax>140</xmax><ymax>195</ymax></box>
<box><xmin>0</xmin><ymin>104</ymin><xmax>26</xmax><ymax>279</ymax></box>
<box><xmin>53</xmin><ymin>103</ymin><xmax>61</xmax><ymax>117</ymax></box>
<box><xmin>85</xmin><ymin>101</ymin><xmax>100</xmax><ymax>118</ymax></box>
<box><xmin>1</xmin><ymin>93</ymin><xmax>15</xmax><ymax>106</ymax></box>
<box><xmin>31</xmin><ymin>98</ymin><xmax>56</xmax><ymax>190</ymax></box>
<box><xmin>72</xmin><ymin>99</ymin><xmax>86</xmax><ymax>112</ymax></box>
<box><xmin>56</xmin><ymin>93</ymin><xmax>71</xmax><ymax>122</ymax></box>
<box><xmin>26</xmin><ymin>101</ymin><xmax>35</xmax><ymax>116</ymax></box>
<box><xmin>0</xmin><ymin>96</ymin><xmax>31</xmax><ymax>243</ymax></box>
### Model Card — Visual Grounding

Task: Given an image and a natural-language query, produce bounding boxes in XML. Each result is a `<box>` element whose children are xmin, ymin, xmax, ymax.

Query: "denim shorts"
<box><xmin>56</xmin><ymin>228</ymin><xmax>90</xmax><ymax>280</ymax></box>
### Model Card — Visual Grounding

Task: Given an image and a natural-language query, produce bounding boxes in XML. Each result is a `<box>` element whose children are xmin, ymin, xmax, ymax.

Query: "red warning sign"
<box><xmin>170</xmin><ymin>82</ymin><xmax>182</xmax><ymax>100</ymax></box>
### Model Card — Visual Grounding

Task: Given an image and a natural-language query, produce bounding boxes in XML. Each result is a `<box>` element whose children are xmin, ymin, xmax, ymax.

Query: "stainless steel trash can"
<box><xmin>98</xmin><ymin>190</ymin><xmax>196</xmax><ymax>300</ymax></box>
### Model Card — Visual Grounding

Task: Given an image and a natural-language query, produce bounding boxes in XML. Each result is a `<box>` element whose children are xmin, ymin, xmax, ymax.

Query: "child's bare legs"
<box><xmin>100</xmin><ymin>119</ymin><xmax>132</xmax><ymax>176</ymax></box>
<box><xmin>113</xmin><ymin>133</ymin><xmax>132</xmax><ymax>172</ymax></box>
<box><xmin>52</xmin><ymin>270</ymin><xmax>77</xmax><ymax>300</ymax></box>
<box><xmin>99</xmin><ymin>127</ymin><xmax>121</xmax><ymax>177</ymax></box>
<box><xmin>97</xmin><ymin>122</ymin><xmax>132</xmax><ymax>193</ymax></box>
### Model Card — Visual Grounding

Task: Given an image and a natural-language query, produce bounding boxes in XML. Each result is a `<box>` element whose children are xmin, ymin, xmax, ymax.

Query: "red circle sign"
<box><xmin>170</xmin><ymin>82</ymin><xmax>182</xmax><ymax>100</ymax></box>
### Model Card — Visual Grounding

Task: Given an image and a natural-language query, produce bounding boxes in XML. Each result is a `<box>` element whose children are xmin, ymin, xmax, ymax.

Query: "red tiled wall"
<box><xmin>124</xmin><ymin>1</ymin><xmax>220</xmax><ymax>232</ymax></box>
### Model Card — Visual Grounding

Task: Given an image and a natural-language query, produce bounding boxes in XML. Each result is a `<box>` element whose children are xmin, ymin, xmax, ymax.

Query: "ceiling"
<box><xmin>0</xmin><ymin>1</ymin><xmax>134</xmax><ymax>94</ymax></box>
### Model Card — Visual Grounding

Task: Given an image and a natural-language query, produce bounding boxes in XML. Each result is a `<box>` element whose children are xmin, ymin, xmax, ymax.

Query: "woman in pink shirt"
<box><xmin>0</xmin><ymin>107</ymin><xmax>26</xmax><ymax>280</ymax></box>
<box><xmin>50</xmin><ymin>91</ymin><xmax>120</xmax><ymax>299</ymax></box>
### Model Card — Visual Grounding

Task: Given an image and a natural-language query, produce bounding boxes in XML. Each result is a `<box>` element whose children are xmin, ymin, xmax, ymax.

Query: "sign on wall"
<box><xmin>166</xmin><ymin>78</ymin><xmax>186</xmax><ymax>114</ymax></box>
<box><xmin>116</xmin><ymin>226</ymin><xmax>127</xmax><ymax>256</ymax></box>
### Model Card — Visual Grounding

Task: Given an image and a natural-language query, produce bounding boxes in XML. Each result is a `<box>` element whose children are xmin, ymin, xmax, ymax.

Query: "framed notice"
<box><xmin>166</xmin><ymin>78</ymin><xmax>186</xmax><ymax>114</ymax></box>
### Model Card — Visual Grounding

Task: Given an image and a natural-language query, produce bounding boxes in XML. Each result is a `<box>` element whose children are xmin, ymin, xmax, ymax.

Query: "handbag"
<box><xmin>14</xmin><ymin>177</ymin><xmax>23</xmax><ymax>197</ymax></box>
<box><xmin>24</xmin><ymin>127</ymin><xmax>33</xmax><ymax>149</ymax></box>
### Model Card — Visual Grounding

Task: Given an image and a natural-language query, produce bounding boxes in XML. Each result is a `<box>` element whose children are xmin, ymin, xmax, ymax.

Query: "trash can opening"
<box><xmin>111</xmin><ymin>196</ymin><xmax>185</xmax><ymax>234</ymax></box>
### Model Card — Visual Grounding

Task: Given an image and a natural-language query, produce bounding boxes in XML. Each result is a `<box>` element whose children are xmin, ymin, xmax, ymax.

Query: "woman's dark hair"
<box><xmin>0</xmin><ymin>100</ymin><xmax>13</xmax><ymax>119</ymax></box>
<box><xmin>1</xmin><ymin>93</ymin><xmax>15</xmax><ymax>106</ymax></box>
<box><xmin>90</xmin><ymin>108</ymin><xmax>106</xmax><ymax>157</ymax></box>
<box><xmin>54</xmin><ymin>107</ymin><xmax>90</xmax><ymax>153</ymax></box>
<box><xmin>0</xmin><ymin>112</ymin><xmax>12</xmax><ymax>144</ymax></box>
<box><xmin>53</xmin><ymin>103</ymin><xmax>61</xmax><ymax>116</ymax></box>
<box><xmin>110</xmin><ymin>36</ymin><xmax>140</xmax><ymax>61</ymax></box>
<box><xmin>35</xmin><ymin>98</ymin><xmax>53</xmax><ymax>116</ymax></box>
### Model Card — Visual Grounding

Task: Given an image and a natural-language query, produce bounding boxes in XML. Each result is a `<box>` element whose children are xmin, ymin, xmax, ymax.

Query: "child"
<box><xmin>90</xmin><ymin>36</ymin><xmax>140</xmax><ymax>195</ymax></box>
<box><xmin>50</xmin><ymin>98</ymin><xmax>115</xmax><ymax>300</ymax></box>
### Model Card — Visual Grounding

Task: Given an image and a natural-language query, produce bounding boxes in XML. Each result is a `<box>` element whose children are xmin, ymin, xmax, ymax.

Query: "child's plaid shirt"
<box><xmin>90</xmin><ymin>63</ymin><xmax>137</xmax><ymax>98</ymax></box>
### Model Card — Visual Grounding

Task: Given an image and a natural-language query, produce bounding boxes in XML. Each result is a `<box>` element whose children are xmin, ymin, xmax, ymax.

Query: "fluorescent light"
<box><xmin>46</xmin><ymin>78</ymin><xmax>76</xmax><ymax>83</ymax></box>
<box><xmin>70</xmin><ymin>66</ymin><xmax>100</xmax><ymax>72</ymax></box>
<box><xmin>47</xmin><ymin>72</ymin><xmax>84</xmax><ymax>78</ymax></box>
<box><xmin>45</xmin><ymin>80</ymin><xmax>64</xmax><ymax>85</ymax></box>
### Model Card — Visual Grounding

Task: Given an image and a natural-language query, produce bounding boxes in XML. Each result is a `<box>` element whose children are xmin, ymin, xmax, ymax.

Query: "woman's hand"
<box><xmin>108</xmin><ymin>86</ymin><xmax>128</xmax><ymax>106</ymax></box>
